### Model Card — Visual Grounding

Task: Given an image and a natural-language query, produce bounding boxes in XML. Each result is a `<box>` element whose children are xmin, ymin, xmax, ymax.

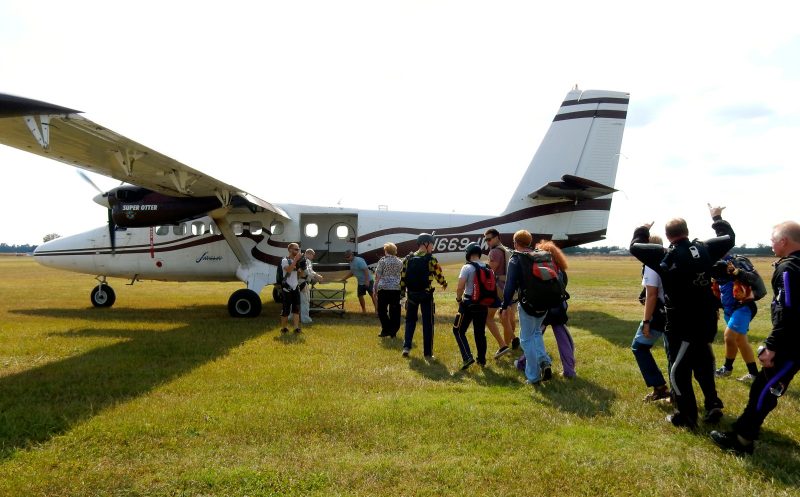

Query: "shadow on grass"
<box><xmin>1</xmin><ymin>307</ymin><xmax>269</xmax><ymax>460</ymax></box>
<box><xmin>531</xmin><ymin>376</ymin><xmax>616</xmax><ymax>418</ymax></box>
<box><xmin>570</xmin><ymin>310</ymin><xmax>639</xmax><ymax>349</ymax></box>
<box><xmin>378</xmin><ymin>336</ymin><xmax>404</xmax><ymax>351</ymax></box>
<box><xmin>273</xmin><ymin>331</ymin><xmax>307</xmax><ymax>344</ymax></box>
<box><xmin>406</xmin><ymin>354</ymin><xmax>524</xmax><ymax>387</ymax></box>
<box><xmin>746</xmin><ymin>429</ymin><xmax>800</xmax><ymax>486</ymax></box>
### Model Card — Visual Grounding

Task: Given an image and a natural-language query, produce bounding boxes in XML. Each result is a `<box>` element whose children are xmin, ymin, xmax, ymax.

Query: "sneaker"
<box><xmin>424</xmin><ymin>355</ymin><xmax>436</xmax><ymax>363</ymax></box>
<box><xmin>280</xmin><ymin>328</ymin><xmax>289</xmax><ymax>334</ymax></box>
<box><xmin>715</xmin><ymin>366</ymin><xmax>732</xmax><ymax>378</ymax></box>
<box><xmin>541</xmin><ymin>362</ymin><xmax>553</xmax><ymax>381</ymax></box>
<box><xmin>293</xmin><ymin>328</ymin><xmax>302</xmax><ymax>334</ymax></box>
<box><xmin>666</xmin><ymin>412</ymin><xmax>696</xmax><ymax>429</ymax></box>
<box><xmin>402</xmin><ymin>348</ymin><xmax>410</xmax><ymax>357</ymax></box>
<box><xmin>461</xmin><ymin>357</ymin><xmax>475</xmax><ymax>370</ymax></box>
<box><xmin>643</xmin><ymin>386</ymin><xmax>670</xmax><ymax>402</ymax></box>
<box><xmin>493</xmin><ymin>346</ymin><xmax>510</xmax><ymax>359</ymax></box>
<box><xmin>703</xmin><ymin>407</ymin><xmax>723</xmax><ymax>424</ymax></box>
<box><xmin>514</xmin><ymin>357</ymin><xmax>526</xmax><ymax>372</ymax></box>
<box><xmin>511</xmin><ymin>337</ymin><xmax>520</xmax><ymax>350</ymax></box>
<box><xmin>737</xmin><ymin>373</ymin><xmax>756</xmax><ymax>383</ymax></box>
<box><xmin>710</xmin><ymin>430</ymin><xmax>754</xmax><ymax>455</ymax></box>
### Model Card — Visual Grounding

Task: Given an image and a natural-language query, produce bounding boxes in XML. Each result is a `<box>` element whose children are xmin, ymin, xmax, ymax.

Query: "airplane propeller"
<box><xmin>78</xmin><ymin>171</ymin><xmax>116</xmax><ymax>253</ymax></box>
<box><xmin>77</xmin><ymin>170</ymin><xmax>103</xmax><ymax>194</ymax></box>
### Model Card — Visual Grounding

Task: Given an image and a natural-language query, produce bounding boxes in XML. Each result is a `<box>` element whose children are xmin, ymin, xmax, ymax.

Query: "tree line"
<box><xmin>0</xmin><ymin>243</ymin><xmax>38</xmax><ymax>253</ymax></box>
<box><xmin>563</xmin><ymin>244</ymin><xmax>776</xmax><ymax>256</ymax></box>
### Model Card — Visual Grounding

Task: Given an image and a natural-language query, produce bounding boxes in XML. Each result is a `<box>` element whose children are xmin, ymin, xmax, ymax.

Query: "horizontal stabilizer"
<box><xmin>529</xmin><ymin>174</ymin><xmax>617</xmax><ymax>201</ymax></box>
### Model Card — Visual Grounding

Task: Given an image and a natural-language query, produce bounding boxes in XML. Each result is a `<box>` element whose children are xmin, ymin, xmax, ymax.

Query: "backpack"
<box><xmin>468</xmin><ymin>262</ymin><xmax>497</xmax><ymax>306</ymax></box>
<box><xmin>513</xmin><ymin>249</ymin><xmax>565</xmax><ymax>316</ymax></box>
<box><xmin>404</xmin><ymin>253</ymin><xmax>432</xmax><ymax>292</ymax></box>
<box><xmin>276</xmin><ymin>257</ymin><xmax>287</xmax><ymax>287</ymax></box>
<box><xmin>729</xmin><ymin>254</ymin><xmax>767</xmax><ymax>301</ymax></box>
<box><xmin>659</xmin><ymin>239</ymin><xmax>715</xmax><ymax>308</ymax></box>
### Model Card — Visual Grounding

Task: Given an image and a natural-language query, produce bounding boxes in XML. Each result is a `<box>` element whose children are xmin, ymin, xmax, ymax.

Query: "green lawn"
<box><xmin>1</xmin><ymin>256</ymin><xmax>798</xmax><ymax>496</ymax></box>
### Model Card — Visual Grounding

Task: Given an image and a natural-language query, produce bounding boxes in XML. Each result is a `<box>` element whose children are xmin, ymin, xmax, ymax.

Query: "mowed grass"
<box><xmin>1</xmin><ymin>255</ymin><xmax>799</xmax><ymax>496</ymax></box>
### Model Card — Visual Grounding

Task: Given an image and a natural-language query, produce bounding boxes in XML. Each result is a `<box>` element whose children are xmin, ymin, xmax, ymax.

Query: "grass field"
<box><xmin>1</xmin><ymin>256</ymin><xmax>799</xmax><ymax>496</ymax></box>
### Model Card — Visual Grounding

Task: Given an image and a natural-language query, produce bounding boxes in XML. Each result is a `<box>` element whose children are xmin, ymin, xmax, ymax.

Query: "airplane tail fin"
<box><xmin>502</xmin><ymin>88</ymin><xmax>629</xmax><ymax>244</ymax></box>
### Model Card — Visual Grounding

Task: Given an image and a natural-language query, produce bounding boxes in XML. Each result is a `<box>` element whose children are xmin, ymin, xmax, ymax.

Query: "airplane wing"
<box><xmin>529</xmin><ymin>174</ymin><xmax>617</xmax><ymax>201</ymax></box>
<box><xmin>0</xmin><ymin>93</ymin><xmax>289</xmax><ymax>219</ymax></box>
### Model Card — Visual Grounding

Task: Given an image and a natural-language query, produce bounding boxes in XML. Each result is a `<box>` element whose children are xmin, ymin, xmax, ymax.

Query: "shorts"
<box><xmin>281</xmin><ymin>288</ymin><xmax>301</xmax><ymax>317</ymax></box>
<box><xmin>358</xmin><ymin>280</ymin><xmax>374</xmax><ymax>296</ymax></box>
<box><xmin>724</xmin><ymin>305</ymin><xmax>753</xmax><ymax>334</ymax></box>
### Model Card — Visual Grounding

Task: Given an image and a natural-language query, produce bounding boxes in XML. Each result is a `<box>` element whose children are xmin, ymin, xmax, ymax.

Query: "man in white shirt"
<box><xmin>299</xmin><ymin>249</ymin><xmax>323</xmax><ymax>324</ymax></box>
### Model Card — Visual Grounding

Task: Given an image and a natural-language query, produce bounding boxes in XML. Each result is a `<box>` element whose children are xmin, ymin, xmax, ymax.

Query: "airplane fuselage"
<box><xmin>33</xmin><ymin>197</ymin><xmax>610</xmax><ymax>284</ymax></box>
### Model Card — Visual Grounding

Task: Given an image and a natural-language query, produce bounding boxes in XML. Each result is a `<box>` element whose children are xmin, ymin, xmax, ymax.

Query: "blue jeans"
<box><xmin>518</xmin><ymin>307</ymin><xmax>549</xmax><ymax>382</ymax></box>
<box><xmin>631</xmin><ymin>322</ymin><xmax>669</xmax><ymax>388</ymax></box>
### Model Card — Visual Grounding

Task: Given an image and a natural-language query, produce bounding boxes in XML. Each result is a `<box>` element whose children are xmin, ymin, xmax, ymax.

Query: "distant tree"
<box><xmin>730</xmin><ymin>244</ymin><xmax>773</xmax><ymax>256</ymax></box>
<box><xmin>43</xmin><ymin>233</ymin><xmax>61</xmax><ymax>243</ymax></box>
<box><xmin>0</xmin><ymin>243</ymin><xmax>36</xmax><ymax>253</ymax></box>
<box><xmin>563</xmin><ymin>245</ymin><xmax>624</xmax><ymax>255</ymax></box>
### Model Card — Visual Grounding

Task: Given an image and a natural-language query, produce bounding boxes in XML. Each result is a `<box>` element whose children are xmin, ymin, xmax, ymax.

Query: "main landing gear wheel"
<box><xmin>90</xmin><ymin>285</ymin><xmax>116</xmax><ymax>308</ymax></box>
<box><xmin>228</xmin><ymin>289</ymin><xmax>262</xmax><ymax>318</ymax></box>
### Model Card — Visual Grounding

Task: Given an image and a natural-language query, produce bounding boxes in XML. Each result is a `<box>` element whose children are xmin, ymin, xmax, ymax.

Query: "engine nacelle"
<box><xmin>108</xmin><ymin>186</ymin><xmax>221</xmax><ymax>227</ymax></box>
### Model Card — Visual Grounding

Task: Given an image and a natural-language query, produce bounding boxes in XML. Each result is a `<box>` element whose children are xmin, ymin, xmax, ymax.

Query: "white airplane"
<box><xmin>0</xmin><ymin>88</ymin><xmax>629</xmax><ymax>317</ymax></box>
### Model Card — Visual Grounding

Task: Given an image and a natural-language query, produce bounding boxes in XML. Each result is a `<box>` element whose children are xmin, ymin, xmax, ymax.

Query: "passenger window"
<box><xmin>250</xmin><ymin>221</ymin><xmax>263</xmax><ymax>235</ymax></box>
<box><xmin>270</xmin><ymin>221</ymin><xmax>284</xmax><ymax>236</ymax></box>
<box><xmin>209</xmin><ymin>224</ymin><xmax>219</xmax><ymax>235</ymax></box>
<box><xmin>305</xmin><ymin>223</ymin><xmax>319</xmax><ymax>237</ymax></box>
<box><xmin>231</xmin><ymin>222</ymin><xmax>244</xmax><ymax>235</ymax></box>
<box><xmin>155</xmin><ymin>226</ymin><xmax>169</xmax><ymax>236</ymax></box>
<box><xmin>173</xmin><ymin>224</ymin><xmax>187</xmax><ymax>236</ymax></box>
<box><xmin>336</xmin><ymin>225</ymin><xmax>349</xmax><ymax>239</ymax></box>
<box><xmin>192</xmin><ymin>222</ymin><xmax>206</xmax><ymax>236</ymax></box>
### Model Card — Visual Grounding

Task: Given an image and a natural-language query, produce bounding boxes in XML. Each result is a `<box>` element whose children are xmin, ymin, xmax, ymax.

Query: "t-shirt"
<box><xmin>489</xmin><ymin>246</ymin><xmax>510</xmax><ymax>289</ymax></box>
<box><xmin>350</xmin><ymin>256</ymin><xmax>372</xmax><ymax>285</ymax></box>
<box><xmin>281</xmin><ymin>257</ymin><xmax>299</xmax><ymax>290</ymax></box>
<box><xmin>642</xmin><ymin>266</ymin><xmax>665</xmax><ymax>302</ymax></box>
<box><xmin>459</xmin><ymin>261</ymin><xmax>488</xmax><ymax>298</ymax></box>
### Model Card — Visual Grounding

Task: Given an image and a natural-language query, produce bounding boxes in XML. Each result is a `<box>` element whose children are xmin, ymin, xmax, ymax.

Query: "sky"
<box><xmin>1</xmin><ymin>1</ymin><xmax>798</xmax><ymax>248</ymax></box>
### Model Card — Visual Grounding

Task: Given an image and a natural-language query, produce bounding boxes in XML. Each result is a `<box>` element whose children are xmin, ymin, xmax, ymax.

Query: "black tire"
<box><xmin>272</xmin><ymin>285</ymin><xmax>284</xmax><ymax>303</ymax></box>
<box><xmin>228</xmin><ymin>289</ymin><xmax>262</xmax><ymax>318</ymax></box>
<box><xmin>90</xmin><ymin>284</ymin><xmax>116</xmax><ymax>308</ymax></box>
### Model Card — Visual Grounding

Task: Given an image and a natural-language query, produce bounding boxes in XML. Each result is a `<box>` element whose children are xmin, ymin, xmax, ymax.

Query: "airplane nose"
<box><xmin>93</xmin><ymin>192</ymin><xmax>110</xmax><ymax>208</ymax></box>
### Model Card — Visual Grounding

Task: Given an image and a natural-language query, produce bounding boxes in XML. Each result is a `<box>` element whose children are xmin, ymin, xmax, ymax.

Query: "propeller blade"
<box><xmin>77</xmin><ymin>170</ymin><xmax>104</xmax><ymax>194</ymax></box>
